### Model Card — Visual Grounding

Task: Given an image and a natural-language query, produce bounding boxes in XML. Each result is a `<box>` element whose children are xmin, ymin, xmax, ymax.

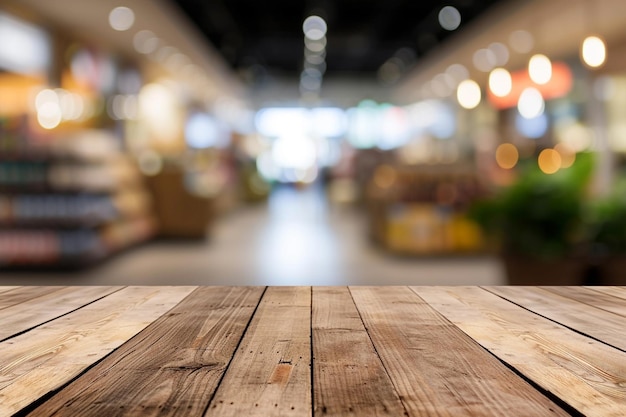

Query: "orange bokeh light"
<box><xmin>487</xmin><ymin>62</ymin><xmax>573</xmax><ymax>109</ymax></box>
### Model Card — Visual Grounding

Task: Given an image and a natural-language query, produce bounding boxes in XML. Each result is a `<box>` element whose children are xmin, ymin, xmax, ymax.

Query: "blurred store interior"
<box><xmin>1</xmin><ymin>0</ymin><xmax>626</xmax><ymax>285</ymax></box>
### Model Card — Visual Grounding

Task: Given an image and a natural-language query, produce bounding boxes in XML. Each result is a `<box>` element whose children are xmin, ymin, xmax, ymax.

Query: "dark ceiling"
<box><xmin>170</xmin><ymin>0</ymin><xmax>504</xmax><ymax>84</ymax></box>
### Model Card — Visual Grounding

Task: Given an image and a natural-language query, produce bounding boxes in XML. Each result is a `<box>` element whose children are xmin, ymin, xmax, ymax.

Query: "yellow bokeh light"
<box><xmin>528</xmin><ymin>54</ymin><xmax>552</xmax><ymax>85</ymax></box>
<box><xmin>489</xmin><ymin>68</ymin><xmax>512</xmax><ymax>97</ymax></box>
<box><xmin>554</xmin><ymin>143</ymin><xmax>576</xmax><ymax>168</ymax></box>
<box><xmin>581</xmin><ymin>36</ymin><xmax>606</xmax><ymax>68</ymax></box>
<box><xmin>495</xmin><ymin>143</ymin><xmax>519</xmax><ymax>169</ymax></box>
<box><xmin>538</xmin><ymin>148</ymin><xmax>561</xmax><ymax>174</ymax></box>
<box><xmin>456</xmin><ymin>79</ymin><xmax>481</xmax><ymax>109</ymax></box>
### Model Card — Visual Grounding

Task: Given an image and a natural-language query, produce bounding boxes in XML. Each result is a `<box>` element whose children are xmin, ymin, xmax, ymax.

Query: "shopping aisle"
<box><xmin>0</xmin><ymin>185</ymin><xmax>505</xmax><ymax>285</ymax></box>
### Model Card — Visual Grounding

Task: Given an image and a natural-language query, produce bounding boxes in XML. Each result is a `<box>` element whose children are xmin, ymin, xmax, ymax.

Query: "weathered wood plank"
<box><xmin>29</xmin><ymin>287</ymin><xmax>265</xmax><ymax>417</ymax></box>
<box><xmin>204</xmin><ymin>286</ymin><xmax>311</xmax><ymax>417</ymax></box>
<box><xmin>543</xmin><ymin>286</ymin><xmax>626</xmax><ymax>318</ymax></box>
<box><xmin>485</xmin><ymin>286</ymin><xmax>626</xmax><ymax>350</ymax></box>
<box><xmin>312</xmin><ymin>286</ymin><xmax>407</xmax><ymax>416</ymax></box>
<box><xmin>415</xmin><ymin>286</ymin><xmax>626</xmax><ymax>417</ymax></box>
<box><xmin>0</xmin><ymin>286</ymin><xmax>19</xmax><ymax>295</ymax></box>
<box><xmin>0</xmin><ymin>286</ymin><xmax>65</xmax><ymax>311</ymax></box>
<box><xmin>0</xmin><ymin>286</ymin><xmax>196</xmax><ymax>416</ymax></box>
<box><xmin>587</xmin><ymin>286</ymin><xmax>626</xmax><ymax>301</ymax></box>
<box><xmin>350</xmin><ymin>286</ymin><xmax>568</xmax><ymax>417</ymax></box>
<box><xmin>0</xmin><ymin>286</ymin><xmax>123</xmax><ymax>341</ymax></box>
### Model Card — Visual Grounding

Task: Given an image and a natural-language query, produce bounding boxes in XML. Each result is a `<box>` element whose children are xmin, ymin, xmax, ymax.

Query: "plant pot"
<box><xmin>598</xmin><ymin>256</ymin><xmax>626</xmax><ymax>285</ymax></box>
<box><xmin>502</xmin><ymin>255</ymin><xmax>586</xmax><ymax>285</ymax></box>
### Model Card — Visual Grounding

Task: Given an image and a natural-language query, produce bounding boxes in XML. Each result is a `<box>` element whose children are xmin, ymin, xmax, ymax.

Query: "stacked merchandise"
<box><xmin>0</xmin><ymin>117</ymin><xmax>156</xmax><ymax>268</ymax></box>
<box><xmin>367</xmin><ymin>164</ymin><xmax>487</xmax><ymax>255</ymax></box>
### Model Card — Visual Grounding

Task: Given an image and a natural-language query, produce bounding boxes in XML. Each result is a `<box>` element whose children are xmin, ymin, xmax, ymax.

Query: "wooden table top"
<box><xmin>1</xmin><ymin>286</ymin><xmax>625</xmax><ymax>417</ymax></box>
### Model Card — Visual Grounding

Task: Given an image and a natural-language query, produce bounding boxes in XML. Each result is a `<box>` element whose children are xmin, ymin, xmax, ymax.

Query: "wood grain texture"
<box><xmin>587</xmin><ymin>286</ymin><xmax>626</xmax><ymax>301</ymax></box>
<box><xmin>415</xmin><ymin>286</ymin><xmax>626</xmax><ymax>417</ymax></box>
<box><xmin>312</xmin><ymin>286</ymin><xmax>406</xmax><ymax>416</ymax></box>
<box><xmin>0</xmin><ymin>286</ymin><xmax>196</xmax><ymax>416</ymax></box>
<box><xmin>0</xmin><ymin>286</ymin><xmax>123</xmax><ymax>341</ymax></box>
<box><xmin>350</xmin><ymin>286</ymin><xmax>567</xmax><ymax>417</ymax></box>
<box><xmin>0</xmin><ymin>286</ymin><xmax>19</xmax><ymax>295</ymax></box>
<box><xmin>0</xmin><ymin>286</ymin><xmax>65</xmax><ymax>311</ymax></box>
<box><xmin>29</xmin><ymin>286</ymin><xmax>265</xmax><ymax>417</ymax></box>
<box><xmin>486</xmin><ymin>286</ymin><xmax>626</xmax><ymax>350</ymax></box>
<box><xmin>204</xmin><ymin>286</ymin><xmax>311</xmax><ymax>417</ymax></box>
<box><xmin>543</xmin><ymin>286</ymin><xmax>626</xmax><ymax>318</ymax></box>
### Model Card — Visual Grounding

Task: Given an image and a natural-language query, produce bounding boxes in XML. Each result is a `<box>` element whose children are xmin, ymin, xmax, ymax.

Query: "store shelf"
<box><xmin>0</xmin><ymin>127</ymin><xmax>157</xmax><ymax>270</ymax></box>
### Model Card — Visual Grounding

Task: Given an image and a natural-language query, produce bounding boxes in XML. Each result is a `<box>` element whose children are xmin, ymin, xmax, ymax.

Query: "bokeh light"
<box><xmin>495</xmin><ymin>143</ymin><xmax>519</xmax><ymax>169</ymax></box>
<box><xmin>446</xmin><ymin>63</ymin><xmax>469</xmax><ymax>84</ymax></box>
<box><xmin>133</xmin><ymin>30</ymin><xmax>158</xmax><ymax>54</ymax></box>
<box><xmin>489</xmin><ymin>42</ymin><xmax>509</xmax><ymax>66</ymax></box>
<box><xmin>554</xmin><ymin>143</ymin><xmax>576</xmax><ymax>168</ymax></box>
<box><xmin>488</xmin><ymin>68</ymin><xmax>512</xmax><ymax>97</ymax></box>
<box><xmin>538</xmin><ymin>148</ymin><xmax>561</xmax><ymax>174</ymax></box>
<box><xmin>272</xmin><ymin>135</ymin><xmax>317</xmax><ymax>170</ymax></box>
<box><xmin>528</xmin><ymin>54</ymin><xmax>552</xmax><ymax>85</ymax></box>
<box><xmin>509</xmin><ymin>30</ymin><xmax>534</xmax><ymax>53</ymax></box>
<box><xmin>138</xmin><ymin>151</ymin><xmax>163</xmax><ymax>176</ymax></box>
<box><xmin>37</xmin><ymin>101</ymin><xmax>62</xmax><ymax>129</ymax></box>
<box><xmin>473</xmin><ymin>48</ymin><xmax>496</xmax><ymax>72</ymax></box>
<box><xmin>581</xmin><ymin>35</ymin><xmax>606</xmax><ymax>68</ymax></box>
<box><xmin>303</xmin><ymin>16</ymin><xmax>327</xmax><ymax>41</ymax></box>
<box><xmin>456</xmin><ymin>79</ymin><xmax>481</xmax><ymax>109</ymax></box>
<box><xmin>438</xmin><ymin>6</ymin><xmax>461</xmax><ymax>31</ymax></box>
<box><xmin>517</xmin><ymin>87</ymin><xmax>545</xmax><ymax>119</ymax></box>
<box><xmin>185</xmin><ymin>113</ymin><xmax>222</xmax><ymax>149</ymax></box>
<box><xmin>515</xmin><ymin>112</ymin><xmax>548</xmax><ymax>139</ymax></box>
<box><xmin>373</xmin><ymin>165</ymin><xmax>397</xmax><ymax>189</ymax></box>
<box><xmin>108</xmin><ymin>7</ymin><xmax>135</xmax><ymax>31</ymax></box>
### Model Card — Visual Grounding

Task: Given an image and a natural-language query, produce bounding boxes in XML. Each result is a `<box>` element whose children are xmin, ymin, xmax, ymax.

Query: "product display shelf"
<box><xmin>0</xmin><ymin>124</ymin><xmax>156</xmax><ymax>270</ymax></box>
<box><xmin>366</xmin><ymin>164</ymin><xmax>488</xmax><ymax>255</ymax></box>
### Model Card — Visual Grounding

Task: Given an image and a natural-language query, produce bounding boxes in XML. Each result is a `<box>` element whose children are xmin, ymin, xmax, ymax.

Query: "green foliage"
<box><xmin>585</xmin><ymin>176</ymin><xmax>626</xmax><ymax>256</ymax></box>
<box><xmin>469</xmin><ymin>152</ymin><xmax>594</xmax><ymax>259</ymax></box>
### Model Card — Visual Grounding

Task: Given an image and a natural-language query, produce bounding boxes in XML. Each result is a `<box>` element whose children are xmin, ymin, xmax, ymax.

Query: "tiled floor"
<box><xmin>0</xmin><ymin>185</ymin><xmax>505</xmax><ymax>286</ymax></box>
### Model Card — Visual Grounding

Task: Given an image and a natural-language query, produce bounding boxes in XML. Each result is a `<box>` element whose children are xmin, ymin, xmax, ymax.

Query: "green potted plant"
<box><xmin>584</xmin><ymin>177</ymin><xmax>626</xmax><ymax>285</ymax></box>
<box><xmin>469</xmin><ymin>152</ymin><xmax>593</xmax><ymax>285</ymax></box>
